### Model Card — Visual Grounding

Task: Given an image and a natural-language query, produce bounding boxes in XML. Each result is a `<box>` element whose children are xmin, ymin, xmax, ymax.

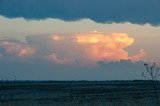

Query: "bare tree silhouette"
<box><xmin>142</xmin><ymin>62</ymin><xmax>160</xmax><ymax>104</ymax></box>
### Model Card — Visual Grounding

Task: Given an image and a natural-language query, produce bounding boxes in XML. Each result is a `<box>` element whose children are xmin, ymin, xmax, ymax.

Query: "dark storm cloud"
<box><xmin>0</xmin><ymin>0</ymin><xmax>160</xmax><ymax>25</ymax></box>
<box><xmin>0</xmin><ymin>59</ymin><xmax>145</xmax><ymax>80</ymax></box>
<box><xmin>97</xmin><ymin>60</ymin><xmax>144</xmax><ymax>71</ymax></box>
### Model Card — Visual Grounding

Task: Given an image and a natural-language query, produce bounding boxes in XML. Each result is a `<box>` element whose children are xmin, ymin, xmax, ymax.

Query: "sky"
<box><xmin>0</xmin><ymin>0</ymin><xmax>160</xmax><ymax>80</ymax></box>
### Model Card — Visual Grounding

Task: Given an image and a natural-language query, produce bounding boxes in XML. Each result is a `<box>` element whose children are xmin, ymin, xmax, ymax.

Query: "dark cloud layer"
<box><xmin>0</xmin><ymin>59</ymin><xmax>145</xmax><ymax>80</ymax></box>
<box><xmin>0</xmin><ymin>0</ymin><xmax>160</xmax><ymax>25</ymax></box>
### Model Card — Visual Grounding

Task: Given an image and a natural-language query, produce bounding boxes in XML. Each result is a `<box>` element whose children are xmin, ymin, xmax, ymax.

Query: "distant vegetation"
<box><xmin>0</xmin><ymin>80</ymin><xmax>160</xmax><ymax>105</ymax></box>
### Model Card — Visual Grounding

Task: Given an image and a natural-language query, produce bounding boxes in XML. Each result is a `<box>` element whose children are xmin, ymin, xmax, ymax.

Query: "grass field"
<box><xmin>0</xmin><ymin>80</ymin><xmax>160</xmax><ymax>106</ymax></box>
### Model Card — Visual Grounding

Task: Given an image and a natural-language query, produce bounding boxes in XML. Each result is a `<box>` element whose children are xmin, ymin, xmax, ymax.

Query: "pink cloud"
<box><xmin>129</xmin><ymin>49</ymin><xmax>146</xmax><ymax>62</ymax></box>
<box><xmin>48</xmin><ymin>53</ymin><xmax>68</xmax><ymax>64</ymax></box>
<box><xmin>0</xmin><ymin>41</ymin><xmax>34</xmax><ymax>57</ymax></box>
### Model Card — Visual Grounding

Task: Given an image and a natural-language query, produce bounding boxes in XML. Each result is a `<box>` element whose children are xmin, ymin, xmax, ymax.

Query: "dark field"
<box><xmin>0</xmin><ymin>80</ymin><xmax>160</xmax><ymax>106</ymax></box>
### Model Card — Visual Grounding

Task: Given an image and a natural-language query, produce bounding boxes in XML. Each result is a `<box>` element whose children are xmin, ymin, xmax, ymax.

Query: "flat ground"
<box><xmin>0</xmin><ymin>81</ymin><xmax>160</xmax><ymax>106</ymax></box>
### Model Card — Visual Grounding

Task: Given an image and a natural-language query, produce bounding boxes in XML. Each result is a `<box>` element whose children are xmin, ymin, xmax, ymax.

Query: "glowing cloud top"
<box><xmin>49</xmin><ymin>32</ymin><xmax>145</xmax><ymax>64</ymax></box>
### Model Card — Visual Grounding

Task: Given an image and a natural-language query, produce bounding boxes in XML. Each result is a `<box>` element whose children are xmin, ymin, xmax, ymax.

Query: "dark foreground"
<box><xmin>0</xmin><ymin>80</ymin><xmax>160</xmax><ymax>106</ymax></box>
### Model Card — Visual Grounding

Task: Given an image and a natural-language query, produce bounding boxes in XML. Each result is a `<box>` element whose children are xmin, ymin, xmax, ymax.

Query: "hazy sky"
<box><xmin>0</xmin><ymin>0</ymin><xmax>160</xmax><ymax>80</ymax></box>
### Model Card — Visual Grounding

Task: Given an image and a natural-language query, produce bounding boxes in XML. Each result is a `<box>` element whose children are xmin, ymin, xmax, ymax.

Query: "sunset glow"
<box><xmin>18</xmin><ymin>47</ymin><xmax>34</xmax><ymax>57</ymax></box>
<box><xmin>51</xmin><ymin>35</ymin><xmax>62</xmax><ymax>41</ymax></box>
<box><xmin>0</xmin><ymin>0</ymin><xmax>159</xmax><ymax>81</ymax></box>
<box><xmin>48</xmin><ymin>53</ymin><xmax>68</xmax><ymax>64</ymax></box>
<box><xmin>0</xmin><ymin>41</ymin><xmax>34</xmax><ymax>57</ymax></box>
<box><xmin>75</xmin><ymin>32</ymin><xmax>139</xmax><ymax>61</ymax></box>
<box><xmin>129</xmin><ymin>49</ymin><xmax>146</xmax><ymax>62</ymax></box>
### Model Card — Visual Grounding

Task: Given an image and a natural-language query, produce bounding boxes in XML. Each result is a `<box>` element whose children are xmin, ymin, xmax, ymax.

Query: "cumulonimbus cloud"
<box><xmin>0</xmin><ymin>0</ymin><xmax>160</xmax><ymax>25</ymax></box>
<box><xmin>75</xmin><ymin>32</ymin><xmax>145</xmax><ymax>62</ymax></box>
<box><xmin>0</xmin><ymin>32</ymin><xmax>145</xmax><ymax>64</ymax></box>
<box><xmin>49</xmin><ymin>32</ymin><xmax>146</xmax><ymax>63</ymax></box>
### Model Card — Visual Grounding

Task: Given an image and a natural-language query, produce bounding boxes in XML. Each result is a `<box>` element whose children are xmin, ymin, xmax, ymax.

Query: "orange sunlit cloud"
<box><xmin>0</xmin><ymin>32</ymin><xmax>145</xmax><ymax>64</ymax></box>
<box><xmin>51</xmin><ymin>35</ymin><xmax>62</xmax><ymax>41</ymax></box>
<box><xmin>49</xmin><ymin>32</ymin><xmax>145</xmax><ymax>63</ymax></box>
<box><xmin>75</xmin><ymin>32</ymin><xmax>145</xmax><ymax>62</ymax></box>
<box><xmin>0</xmin><ymin>41</ymin><xmax>34</xmax><ymax>57</ymax></box>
